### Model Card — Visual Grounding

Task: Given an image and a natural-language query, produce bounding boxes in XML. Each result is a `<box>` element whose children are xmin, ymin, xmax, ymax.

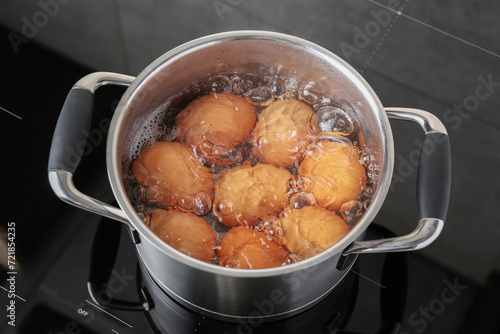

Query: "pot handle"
<box><xmin>48</xmin><ymin>72</ymin><xmax>135</xmax><ymax>228</ymax></box>
<box><xmin>343</xmin><ymin>108</ymin><xmax>451</xmax><ymax>255</ymax></box>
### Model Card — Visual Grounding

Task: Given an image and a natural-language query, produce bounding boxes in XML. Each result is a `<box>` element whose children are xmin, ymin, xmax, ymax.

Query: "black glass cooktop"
<box><xmin>1</xmin><ymin>21</ymin><xmax>499</xmax><ymax>334</ymax></box>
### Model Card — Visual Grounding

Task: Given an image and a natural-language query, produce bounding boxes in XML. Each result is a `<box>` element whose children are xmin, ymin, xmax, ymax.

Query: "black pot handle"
<box><xmin>344</xmin><ymin>108</ymin><xmax>451</xmax><ymax>255</ymax></box>
<box><xmin>416</xmin><ymin>132</ymin><xmax>450</xmax><ymax>221</ymax></box>
<box><xmin>47</xmin><ymin>72</ymin><xmax>135</xmax><ymax>226</ymax></box>
<box><xmin>88</xmin><ymin>217</ymin><xmax>152</xmax><ymax>311</ymax></box>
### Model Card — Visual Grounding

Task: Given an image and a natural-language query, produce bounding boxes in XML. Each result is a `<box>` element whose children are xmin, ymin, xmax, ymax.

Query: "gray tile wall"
<box><xmin>2</xmin><ymin>0</ymin><xmax>499</xmax><ymax>284</ymax></box>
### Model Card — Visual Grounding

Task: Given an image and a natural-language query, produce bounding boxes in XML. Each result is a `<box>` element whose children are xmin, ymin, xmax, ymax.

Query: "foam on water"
<box><xmin>128</xmin><ymin>101</ymin><xmax>173</xmax><ymax>162</ymax></box>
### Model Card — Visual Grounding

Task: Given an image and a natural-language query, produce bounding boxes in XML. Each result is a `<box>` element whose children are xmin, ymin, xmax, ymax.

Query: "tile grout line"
<box><xmin>364</xmin><ymin>0</ymin><xmax>500</xmax><ymax>59</ymax></box>
<box><xmin>360</xmin><ymin>0</ymin><xmax>411</xmax><ymax>74</ymax></box>
<box><xmin>112</xmin><ymin>0</ymin><xmax>131</xmax><ymax>74</ymax></box>
<box><xmin>0</xmin><ymin>106</ymin><xmax>22</xmax><ymax>120</ymax></box>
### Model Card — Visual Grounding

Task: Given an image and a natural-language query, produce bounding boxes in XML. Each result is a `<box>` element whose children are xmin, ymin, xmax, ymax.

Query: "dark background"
<box><xmin>0</xmin><ymin>1</ymin><xmax>499</xmax><ymax>333</ymax></box>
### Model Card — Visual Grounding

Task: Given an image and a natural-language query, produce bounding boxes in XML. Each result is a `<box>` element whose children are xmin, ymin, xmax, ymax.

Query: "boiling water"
<box><xmin>124</xmin><ymin>70</ymin><xmax>378</xmax><ymax>258</ymax></box>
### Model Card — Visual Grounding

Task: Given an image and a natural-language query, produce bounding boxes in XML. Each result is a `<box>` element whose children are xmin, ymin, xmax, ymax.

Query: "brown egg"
<box><xmin>298</xmin><ymin>139</ymin><xmax>366</xmax><ymax>211</ymax></box>
<box><xmin>251</xmin><ymin>99</ymin><xmax>315</xmax><ymax>168</ymax></box>
<box><xmin>175</xmin><ymin>93</ymin><xmax>256</xmax><ymax>167</ymax></box>
<box><xmin>213</xmin><ymin>164</ymin><xmax>292</xmax><ymax>228</ymax></box>
<box><xmin>150</xmin><ymin>209</ymin><xmax>217</xmax><ymax>262</ymax></box>
<box><xmin>217</xmin><ymin>226</ymin><xmax>289</xmax><ymax>269</ymax></box>
<box><xmin>132</xmin><ymin>141</ymin><xmax>214</xmax><ymax>215</ymax></box>
<box><xmin>277</xmin><ymin>206</ymin><xmax>350</xmax><ymax>259</ymax></box>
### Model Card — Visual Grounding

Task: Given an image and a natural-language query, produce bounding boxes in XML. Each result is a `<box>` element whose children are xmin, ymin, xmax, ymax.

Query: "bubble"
<box><xmin>366</xmin><ymin>160</ymin><xmax>380</xmax><ymax>185</ymax></box>
<box><xmin>191</xmin><ymin>83</ymin><xmax>202</xmax><ymax>95</ymax></box>
<box><xmin>145</xmin><ymin>186</ymin><xmax>162</xmax><ymax>203</ymax></box>
<box><xmin>215</xmin><ymin>198</ymin><xmax>234</xmax><ymax>217</ymax></box>
<box><xmin>275</xmin><ymin>227</ymin><xmax>284</xmax><ymax>238</ymax></box>
<box><xmin>281</xmin><ymin>76</ymin><xmax>299</xmax><ymax>99</ymax></box>
<box><xmin>163</xmin><ymin>125</ymin><xmax>181</xmax><ymax>142</ymax></box>
<box><xmin>256</xmin><ymin>216</ymin><xmax>287</xmax><ymax>246</ymax></box>
<box><xmin>199</xmin><ymin>136</ymin><xmax>214</xmax><ymax>151</ymax></box>
<box><xmin>297</xmin><ymin>176</ymin><xmax>314</xmax><ymax>192</ymax></box>
<box><xmin>300</xmin><ymin>132</ymin><xmax>317</xmax><ymax>150</ymax></box>
<box><xmin>289</xmin><ymin>192</ymin><xmax>318</xmax><ymax>209</ymax></box>
<box><xmin>311</xmin><ymin>105</ymin><xmax>354</xmax><ymax>136</ymax></box>
<box><xmin>225</xmin><ymin>258</ymin><xmax>241</xmax><ymax>268</ymax></box>
<box><xmin>367</xmin><ymin>171</ymin><xmax>379</xmax><ymax>185</ymax></box>
<box><xmin>340</xmin><ymin>200</ymin><xmax>365</xmax><ymax>224</ymax></box>
<box><xmin>137</xmin><ymin>211</ymin><xmax>151</xmax><ymax>227</ymax></box>
<box><xmin>317</xmin><ymin>132</ymin><xmax>351</xmax><ymax>145</ymax></box>
<box><xmin>193</xmin><ymin>192</ymin><xmax>212</xmax><ymax>215</ymax></box>
<box><xmin>228</xmin><ymin>76</ymin><xmax>243</xmax><ymax>94</ymax></box>
<box><xmin>133</xmin><ymin>185</ymin><xmax>144</xmax><ymax>200</ymax></box>
<box><xmin>212</xmin><ymin>144</ymin><xmax>230</xmax><ymax>157</ymax></box>
<box><xmin>244</xmin><ymin>86</ymin><xmax>275</xmax><ymax>106</ymax></box>
<box><xmin>143</xmin><ymin>175</ymin><xmax>159</xmax><ymax>186</ymax></box>
<box><xmin>261</xmin><ymin>215</ymin><xmax>278</xmax><ymax>225</ymax></box>
<box><xmin>318</xmin><ymin>96</ymin><xmax>333</xmax><ymax>106</ymax></box>
<box><xmin>245</xmin><ymin>73</ymin><xmax>264</xmax><ymax>87</ymax></box>
<box><xmin>158</xmin><ymin>122</ymin><xmax>167</xmax><ymax>136</ymax></box>
<box><xmin>255</xmin><ymin>224</ymin><xmax>265</xmax><ymax>232</ymax></box>
<box><xmin>210</xmin><ymin>145</ymin><xmax>243</xmax><ymax>166</ymax></box>
<box><xmin>177</xmin><ymin>193</ymin><xmax>194</xmax><ymax>211</ymax></box>
<box><xmin>229</xmin><ymin>75</ymin><xmax>253</xmax><ymax>94</ymax></box>
<box><xmin>359</xmin><ymin>147</ymin><xmax>373</xmax><ymax>167</ymax></box>
<box><xmin>298</xmin><ymin>83</ymin><xmax>321</xmax><ymax>105</ymax></box>
<box><xmin>207</xmin><ymin>75</ymin><xmax>231</xmax><ymax>93</ymax></box>
<box><xmin>263</xmin><ymin>222</ymin><xmax>284</xmax><ymax>239</ymax></box>
<box><xmin>284</xmin><ymin>253</ymin><xmax>300</xmax><ymax>264</ymax></box>
<box><xmin>265</xmin><ymin>77</ymin><xmax>286</xmax><ymax>98</ymax></box>
<box><xmin>128</xmin><ymin>102</ymin><xmax>168</xmax><ymax>161</ymax></box>
<box><xmin>361</xmin><ymin>186</ymin><xmax>374</xmax><ymax>200</ymax></box>
<box><xmin>289</xmin><ymin>193</ymin><xmax>308</xmax><ymax>209</ymax></box>
<box><xmin>229</xmin><ymin>150</ymin><xmax>243</xmax><ymax>164</ymax></box>
<box><xmin>303</xmin><ymin>143</ymin><xmax>323</xmax><ymax>159</ymax></box>
<box><xmin>241</xmin><ymin>79</ymin><xmax>255</xmax><ymax>92</ymax></box>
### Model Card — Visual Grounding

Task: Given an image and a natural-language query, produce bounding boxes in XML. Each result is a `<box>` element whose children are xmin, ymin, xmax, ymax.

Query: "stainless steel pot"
<box><xmin>48</xmin><ymin>31</ymin><xmax>451</xmax><ymax>321</ymax></box>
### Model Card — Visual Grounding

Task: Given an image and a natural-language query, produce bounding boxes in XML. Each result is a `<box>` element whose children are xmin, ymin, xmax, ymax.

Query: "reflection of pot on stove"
<box><xmin>47</xmin><ymin>31</ymin><xmax>451</xmax><ymax>322</ymax></box>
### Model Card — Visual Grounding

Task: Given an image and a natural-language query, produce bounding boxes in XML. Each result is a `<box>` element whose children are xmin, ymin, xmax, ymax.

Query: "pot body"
<box><xmin>136</xmin><ymin>228</ymin><xmax>360</xmax><ymax>321</ymax></box>
<box><xmin>106</xmin><ymin>31</ymin><xmax>394</xmax><ymax>320</ymax></box>
<box><xmin>139</xmin><ymin>257</ymin><xmax>359</xmax><ymax>332</ymax></box>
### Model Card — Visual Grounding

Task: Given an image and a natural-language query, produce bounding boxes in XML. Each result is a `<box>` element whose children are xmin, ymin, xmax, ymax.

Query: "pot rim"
<box><xmin>107</xmin><ymin>30</ymin><xmax>394</xmax><ymax>277</ymax></box>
